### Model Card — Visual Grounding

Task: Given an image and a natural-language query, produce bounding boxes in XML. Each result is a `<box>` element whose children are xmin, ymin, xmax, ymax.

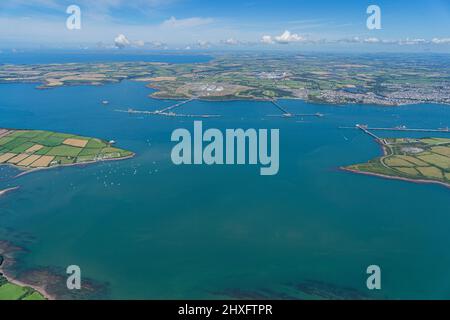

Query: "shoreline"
<box><xmin>150</xmin><ymin>94</ymin><xmax>450</xmax><ymax>107</ymax></box>
<box><xmin>144</xmin><ymin>83</ymin><xmax>450</xmax><ymax>107</ymax></box>
<box><xmin>12</xmin><ymin>153</ymin><xmax>136</xmax><ymax>179</ymax></box>
<box><xmin>0</xmin><ymin>187</ymin><xmax>19</xmax><ymax>197</ymax></box>
<box><xmin>0</xmin><ymin>266</ymin><xmax>54</xmax><ymax>300</ymax></box>
<box><xmin>0</xmin><ymin>243</ymin><xmax>54</xmax><ymax>300</ymax></box>
<box><xmin>4</xmin><ymin>78</ymin><xmax>450</xmax><ymax>107</ymax></box>
<box><xmin>341</xmin><ymin>167</ymin><xmax>450</xmax><ymax>189</ymax></box>
<box><xmin>341</xmin><ymin>134</ymin><xmax>450</xmax><ymax>189</ymax></box>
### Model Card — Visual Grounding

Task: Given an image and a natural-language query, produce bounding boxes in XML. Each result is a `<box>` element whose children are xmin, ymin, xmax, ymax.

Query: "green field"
<box><xmin>0</xmin><ymin>275</ymin><xmax>46</xmax><ymax>300</ymax></box>
<box><xmin>0</xmin><ymin>129</ymin><xmax>134</xmax><ymax>170</ymax></box>
<box><xmin>1</xmin><ymin>53</ymin><xmax>449</xmax><ymax>106</ymax></box>
<box><xmin>346</xmin><ymin>138</ymin><xmax>450</xmax><ymax>186</ymax></box>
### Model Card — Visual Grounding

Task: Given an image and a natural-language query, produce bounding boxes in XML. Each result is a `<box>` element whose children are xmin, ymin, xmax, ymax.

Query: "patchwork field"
<box><xmin>346</xmin><ymin>137</ymin><xmax>450</xmax><ymax>187</ymax></box>
<box><xmin>0</xmin><ymin>129</ymin><xmax>134</xmax><ymax>170</ymax></box>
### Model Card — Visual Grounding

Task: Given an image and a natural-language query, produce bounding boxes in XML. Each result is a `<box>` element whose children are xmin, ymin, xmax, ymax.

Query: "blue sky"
<box><xmin>0</xmin><ymin>0</ymin><xmax>450</xmax><ymax>51</ymax></box>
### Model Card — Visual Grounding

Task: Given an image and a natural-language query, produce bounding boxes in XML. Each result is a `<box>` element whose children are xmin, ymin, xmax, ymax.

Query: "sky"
<box><xmin>0</xmin><ymin>0</ymin><xmax>450</xmax><ymax>51</ymax></box>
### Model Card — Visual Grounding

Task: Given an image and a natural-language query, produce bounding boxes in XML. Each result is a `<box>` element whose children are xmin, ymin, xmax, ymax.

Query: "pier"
<box><xmin>270</xmin><ymin>99</ymin><xmax>291</xmax><ymax>115</ymax></box>
<box><xmin>114</xmin><ymin>97</ymin><xmax>222</xmax><ymax>118</ymax></box>
<box><xmin>114</xmin><ymin>108</ymin><xmax>221</xmax><ymax>118</ymax></box>
<box><xmin>269</xmin><ymin>100</ymin><xmax>324</xmax><ymax>118</ymax></box>
<box><xmin>357</xmin><ymin>126</ymin><xmax>449</xmax><ymax>133</ymax></box>
<box><xmin>155</xmin><ymin>98</ymin><xmax>196</xmax><ymax>114</ymax></box>
<box><xmin>340</xmin><ymin>124</ymin><xmax>450</xmax><ymax>146</ymax></box>
<box><xmin>340</xmin><ymin>125</ymin><xmax>450</xmax><ymax>134</ymax></box>
<box><xmin>115</xmin><ymin>98</ymin><xmax>326</xmax><ymax>120</ymax></box>
<box><xmin>355</xmin><ymin>125</ymin><xmax>383</xmax><ymax>142</ymax></box>
<box><xmin>267</xmin><ymin>113</ymin><xmax>324</xmax><ymax>118</ymax></box>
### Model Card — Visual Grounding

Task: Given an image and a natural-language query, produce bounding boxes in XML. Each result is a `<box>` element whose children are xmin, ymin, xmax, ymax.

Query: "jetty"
<box><xmin>269</xmin><ymin>100</ymin><xmax>324</xmax><ymax>118</ymax></box>
<box><xmin>115</xmin><ymin>108</ymin><xmax>221</xmax><ymax>118</ymax></box>
<box><xmin>115</xmin><ymin>97</ymin><xmax>222</xmax><ymax>118</ymax></box>
<box><xmin>155</xmin><ymin>98</ymin><xmax>196</xmax><ymax>114</ymax></box>
<box><xmin>339</xmin><ymin>124</ymin><xmax>450</xmax><ymax>146</ymax></box>
<box><xmin>340</xmin><ymin>125</ymin><xmax>450</xmax><ymax>134</ymax></box>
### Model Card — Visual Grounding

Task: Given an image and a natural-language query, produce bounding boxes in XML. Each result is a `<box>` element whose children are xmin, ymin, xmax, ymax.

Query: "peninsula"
<box><xmin>345</xmin><ymin>136</ymin><xmax>450</xmax><ymax>188</ymax></box>
<box><xmin>0</xmin><ymin>128</ymin><xmax>134</xmax><ymax>172</ymax></box>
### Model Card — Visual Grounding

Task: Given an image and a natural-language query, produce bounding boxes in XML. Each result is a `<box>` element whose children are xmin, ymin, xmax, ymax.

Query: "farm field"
<box><xmin>1</xmin><ymin>53</ymin><xmax>450</xmax><ymax>106</ymax></box>
<box><xmin>0</xmin><ymin>275</ymin><xmax>45</xmax><ymax>300</ymax></box>
<box><xmin>0</xmin><ymin>129</ymin><xmax>134</xmax><ymax>170</ymax></box>
<box><xmin>345</xmin><ymin>138</ymin><xmax>450</xmax><ymax>186</ymax></box>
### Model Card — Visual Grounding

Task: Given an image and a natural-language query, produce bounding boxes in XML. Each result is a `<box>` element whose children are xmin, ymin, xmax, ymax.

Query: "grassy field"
<box><xmin>0</xmin><ymin>275</ymin><xmax>46</xmax><ymax>300</ymax></box>
<box><xmin>0</xmin><ymin>129</ymin><xmax>134</xmax><ymax>170</ymax></box>
<box><xmin>1</xmin><ymin>54</ymin><xmax>450</xmax><ymax>106</ymax></box>
<box><xmin>346</xmin><ymin>138</ymin><xmax>450</xmax><ymax>186</ymax></box>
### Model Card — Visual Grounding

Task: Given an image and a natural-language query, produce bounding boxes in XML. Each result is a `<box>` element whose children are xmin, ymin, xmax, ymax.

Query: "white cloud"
<box><xmin>432</xmin><ymin>38</ymin><xmax>450</xmax><ymax>44</ymax></box>
<box><xmin>338</xmin><ymin>37</ymin><xmax>361</xmax><ymax>43</ymax></box>
<box><xmin>223</xmin><ymin>38</ymin><xmax>239</xmax><ymax>45</ymax></box>
<box><xmin>381</xmin><ymin>39</ymin><xmax>398</xmax><ymax>44</ymax></box>
<box><xmin>398</xmin><ymin>38</ymin><xmax>429</xmax><ymax>45</ymax></box>
<box><xmin>147</xmin><ymin>41</ymin><xmax>166</xmax><ymax>48</ymax></box>
<box><xmin>133</xmin><ymin>40</ymin><xmax>145</xmax><ymax>47</ymax></box>
<box><xmin>114</xmin><ymin>34</ymin><xmax>130</xmax><ymax>48</ymax></box>
<box><xmin>363</xmin><ymin>37</ymin><xmax>380</xmax><ymax>43</ymax></box>
<box><xmin>261</xmin><ymin>30</ymin><xmax>306</xmax><ymax>45</ymax></box>
<box><xmin>274</xmin><ymin>30</ymin><xmax>305</xmax><ymax>44</ymax></box>
<box><xmin>196</xmin><ymin>40</ymin><xmax>211</xmax><ymax>48</ymax></box>
<box><xmin>161</xmin><ymin>16</ymin><xmax>214</xmax><ymax>28</ymax></box>
<box><xmin>261</xmin><ymin>35</ymin><xmax>274</xmax><ymax>44</ymax></box>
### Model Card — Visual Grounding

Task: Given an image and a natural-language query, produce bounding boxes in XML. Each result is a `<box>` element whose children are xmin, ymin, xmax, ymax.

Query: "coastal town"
<box><xmin>1</xmin><ymin>53</ymin><xmax>450</xmax><ymax>106</ymax></box>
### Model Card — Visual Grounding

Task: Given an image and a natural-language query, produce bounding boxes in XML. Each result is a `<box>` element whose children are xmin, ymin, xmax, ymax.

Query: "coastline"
<box><xmin>341</xmin><ymin>134</ymin><xmax>450</xmax><ymax>189</ymax></box>
<box><xmin>0</xmin><ymin>152</ymin><xmax>136</xmax><ymax>298</ymax></box>
<box><xmin>0</xmin><ymin>187</ymin><xmax>19</xmax><ymax>197</ymax></box>
<box><xmin>15</xmin><ymin>77</ymin><xmax>450</xmax><ymax>107</ymax></box>
<box><xmin>12</xmin><ymin>152</ymin><xmax>136</xmax><ymax>179</ymax></box>
<box><xmin>148</xmin><ymin>92</ymin><xmax>450</xmax><ymax>107</ymax></box>
<box><xmin>0</xmin><ymin>242</ymin><xmax>53</xmax><ymax>300</ymax></box>
<box><xmin>0</xmin><ymin>267</ymin><xmax>54</xmax><ymax>300</ymax></box>
<box><xmin>341</xmin><ymin>166</ymin><xmax>450</xmax><ymax>189</ymax></box>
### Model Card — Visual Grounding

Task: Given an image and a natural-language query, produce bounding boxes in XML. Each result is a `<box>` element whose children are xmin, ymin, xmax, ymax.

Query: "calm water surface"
<box><xmin>0</xmin><ymin>54</ymin><xmax>450</xmax><ymax>299</ymax></box>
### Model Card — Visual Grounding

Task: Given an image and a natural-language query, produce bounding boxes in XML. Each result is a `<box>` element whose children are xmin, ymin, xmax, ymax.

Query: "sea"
<box><xmin>0</xmin><ymin>52</ymin><xmax>450</xmax><ymax>299</ymax></box>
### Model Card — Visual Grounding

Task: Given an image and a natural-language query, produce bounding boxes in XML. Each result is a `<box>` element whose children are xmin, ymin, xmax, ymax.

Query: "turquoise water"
<box><xmin>1</xmin><ymin>63</ymin><xmax>450</xmax><ymax>299</ymax></box>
